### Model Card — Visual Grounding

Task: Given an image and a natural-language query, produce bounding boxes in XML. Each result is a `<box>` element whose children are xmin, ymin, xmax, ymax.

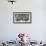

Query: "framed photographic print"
<box><xmin>13</xmin><ymin>12</ymin><xmax>32</xmax><ymax>24</ymax></box>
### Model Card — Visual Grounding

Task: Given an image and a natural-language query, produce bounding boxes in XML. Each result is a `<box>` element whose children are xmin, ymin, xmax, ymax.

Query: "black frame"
<box><xmin>13</xmin><ymin>12</ymin><xmax>32</xmax><ymax>24</ymax></box>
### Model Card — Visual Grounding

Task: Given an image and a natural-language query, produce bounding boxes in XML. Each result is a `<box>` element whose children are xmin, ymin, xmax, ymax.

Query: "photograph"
<box><xmin>0</xmin><ymin>0</ymin><xmax>46</xmax><ymax>46</ymax></box>
<box><xmin>13</xmin><ymin>12</ymin><xmax>32</xmax><ymax>24</ymax></box>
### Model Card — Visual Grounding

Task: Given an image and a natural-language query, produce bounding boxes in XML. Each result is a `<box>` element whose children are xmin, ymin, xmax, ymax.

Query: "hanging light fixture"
<box><xmin>8</xmin><ymin>0</ymin><xmax>16</xmax><ymax>4</ymax></box>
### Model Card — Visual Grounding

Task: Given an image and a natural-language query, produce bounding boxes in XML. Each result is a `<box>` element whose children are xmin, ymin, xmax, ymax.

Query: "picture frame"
<box><xmin>13</xmin><ymin>12</ymin><xmax>32</xmax><ymax>24</ymax></box>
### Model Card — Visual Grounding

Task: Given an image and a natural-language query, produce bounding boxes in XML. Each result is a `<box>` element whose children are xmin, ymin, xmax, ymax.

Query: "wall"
<box><xmin>0</xmin><ymin>0</ymin><xmax>46</xmax><ymax>41</ymax></box>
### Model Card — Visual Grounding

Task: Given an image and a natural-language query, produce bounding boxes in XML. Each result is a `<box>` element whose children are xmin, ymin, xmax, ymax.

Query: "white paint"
<box><xmin>0</xmin><ymin>0</ymin><xmax>46</xmax><ymax>42</ymax></box>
